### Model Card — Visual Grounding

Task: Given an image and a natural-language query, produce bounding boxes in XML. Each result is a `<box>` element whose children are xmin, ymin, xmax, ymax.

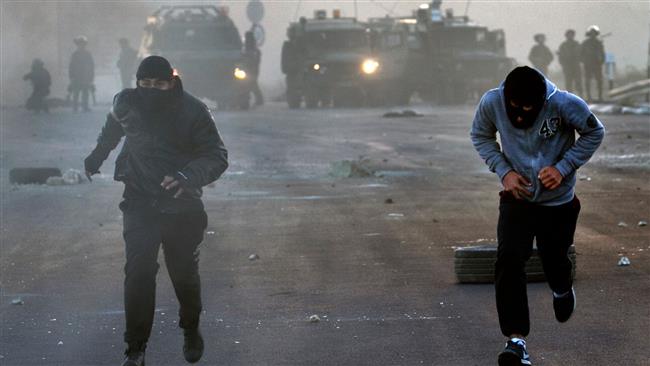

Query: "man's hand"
<box><xmin>84</xmin><ymin>154</ymin><xmax>102</xmax><ymax>182</ymax></box>
<box><xmin>161</xmin><ymin>175</ymin><xmax>185</xmax><ymax>198</ymax></box>
<box><xmin>538</xmin><ymin>166</ymin><xmax>563</xmax><ymax>190</ymax></box>
<box><xmin>502</xmin><ymin>171</ymin><xmax>533</xmax><ymax>200</ymax></box>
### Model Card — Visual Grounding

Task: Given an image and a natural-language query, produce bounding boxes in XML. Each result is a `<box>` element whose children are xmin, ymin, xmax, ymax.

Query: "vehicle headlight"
<box><xmin>312</xmin><ymin>63</ymin><xmax>321</xmax><ymax>71</ymax></box>
<box><xmin>234</xmin><ymin>68</ymin><xmax>247</xmax><ymax>80</ymax></box>
<box><xmin>361</xmin><ymin>59</ymin><xmax>379</xmax><ymax>75</ymax></box>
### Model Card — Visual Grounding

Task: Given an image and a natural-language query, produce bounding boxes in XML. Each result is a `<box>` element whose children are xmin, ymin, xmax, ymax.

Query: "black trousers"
<box><xmin>495</xmin><ymin>192</ymin><xmax>580</xmax><ymax>337</ymax></box>
<box><xmin>120</xmin><ymin>200</ymin><xmax>207</xmax><ymax>343</ymax></box>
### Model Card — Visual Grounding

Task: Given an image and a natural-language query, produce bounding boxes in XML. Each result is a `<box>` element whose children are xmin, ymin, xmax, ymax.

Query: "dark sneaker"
<box><xmin>553</xmin><ymin>288</ymin><xmax>576</xmax><ymax>323</ymax></box>
<box><xmin>498</xmin><ymin>338</ymin><xmax>531</xmax><ymax>366</ymax></box>
<box><xmin>122</xmin><ymin>342</ymin><xmax>146</xmax><ymax>366</ymax></box>
<box><xmin>183</xmin><ymin>328</ymin><xmax>204</xmax><ymax>363</ymax></box>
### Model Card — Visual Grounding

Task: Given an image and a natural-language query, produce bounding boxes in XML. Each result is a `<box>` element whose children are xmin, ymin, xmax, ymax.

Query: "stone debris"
<box><xmin>578</xmin><ymin>175</ymin><xmax>592</xmax><ymax>181</ymax></box>
<box><xmin>57</xmin><ymin>341</ymin><xmax>63</xmax><ymax>346</ymax></box>
<box><xmin>11</xmin><ymin>298</ymin><xmax>24</xmax><ymax>306</ymax></box>
<box><xmin>617</xmin><ymin>222</ymin><xmax>628</xmax><ymax>227</ymax></box>
<box><xmin>46</xmin><ymin>169</ymin><xmax>85</xmax><ymax>185</ymax></box>
<box><xmin>638</xmin><ymin>221</ymin><xmax>648</xmax><ymax>227</ymax></box>
<box><xmin>309</xmin><ymin>314</ymin><xmax>320</xmax><ymax>323</ymax></box>
<box><xmin>206</xmin><ymin>231</ymin><xmax>216</xmax><ymax>235</ymax></box>
<box><xmin>62</xmin><ymin>169</ymin><xmax>84</xmax><ymax>184</ymax></box>
<box><xmin>387</xmin><ymin>213</ymin><xmax>404</xmax><ymax>218</ymax></box>
<box><xmin>248</xmin><ymin>254</ymin><xmax>260</xmax><ymax>261</ymax></box>
<box><xmin>618</xmin><ymin>256</ymin><xmax>631</xmax><ymax>266</ymax></box>
<box><xmin>330</xmin><ymin>159</ymin><xmax>374</xmax><ymax>178</ymax></box>
<box><xmin>384</xmin><ymin>198</ymin><xmax>394</xmax><ymax>204</ymax></box>
<box><xmin>382</xmin><ymin>110</ymin><xmax>423</xmax><ymax>118</ymax></box>
<box><xmin>46</xmin><ymin>176</ymin><xmax>66</xmax><ymax>186</ymax></box>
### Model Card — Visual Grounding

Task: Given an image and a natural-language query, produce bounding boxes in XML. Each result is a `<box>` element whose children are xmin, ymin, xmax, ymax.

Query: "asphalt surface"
<box><xmin>1</xmin><ymin>102</ymin><xmax>649</xmax><ymax>365</ymax></box>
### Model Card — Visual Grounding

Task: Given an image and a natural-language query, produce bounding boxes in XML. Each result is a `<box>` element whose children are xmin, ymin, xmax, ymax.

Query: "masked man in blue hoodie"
<box><xmin>471</xmin><ymin>66</ymin><xmax>604</xmax><ymax>366</ymax></box>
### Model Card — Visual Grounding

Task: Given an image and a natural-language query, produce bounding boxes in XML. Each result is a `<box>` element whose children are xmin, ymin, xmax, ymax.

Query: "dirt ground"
<box><xmin>0</xmin><ymin>102</ymin><xmax>648</xmax><ymax>365</ymax></box>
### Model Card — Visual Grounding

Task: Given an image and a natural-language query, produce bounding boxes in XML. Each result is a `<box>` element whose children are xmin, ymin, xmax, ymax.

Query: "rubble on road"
<box><xmin>11</xmin><ymin>298</ymin><xmax>24</xmax><ymax>305</ymax></box>
<box><xmin>618</xmin><ymin>256</ymin><xmax>631</xmax><ymax>266</ymax></box>
<box><xmin>309</xmin><ymin>315</ymin><xmax>320</xmax><ymax>323</ymax></box>
<box><xmin>330</xmin><ymin>159</ymin><xmax>374</xmax><ymax>178</ymax></box>
<box><xmin>45</xmin><ymin>169</ymin><xmax>84</xmax><ymax>186</ymax></box>
<box><xmin>382</xmin><ymin>109</ymin><xmax>423</xmax><ymax>118</ymax></box>
<box><xmin>638</xmin><ymin>221</ymin><xmax>648</xmax><ymax>227</ymax></box>
<box><xmin>248</xmin><ymin>254</ymin><xmax>260</xmax><ymax>261</ymax></box>
<box><xmin>617</xmin><ymin>222</ymin><xmax>628</xmax><ymax>227</ymax></box>
<box><xmin>589</xmin><ymin>103</ymin><xmax>650</xmax><ymax>115</ymax></box>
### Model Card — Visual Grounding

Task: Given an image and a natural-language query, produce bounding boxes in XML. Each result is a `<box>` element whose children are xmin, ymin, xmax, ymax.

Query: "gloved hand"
<box><xmin>84</xmin><ymin>153</ymin><xmax>102</xmax><ymax>182</ymax></box>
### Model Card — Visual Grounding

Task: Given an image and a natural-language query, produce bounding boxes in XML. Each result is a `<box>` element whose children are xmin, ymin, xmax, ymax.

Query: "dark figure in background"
<box><xmin>243</xmin><ymin>31</ymin><xmax>264</xmax><ymax>106</ymax></box>
<box><xmin>581</xmin><ymin>25</ymin><xmax>605</xmax><ymax>102</ymax></box>
<box><xmin>281</xmin><ymin>27</ymin><xmax>304</xmax><ymax>109</ymax></box>
<box><xmin>23</xmin><ymin>58</ymin><xmax>51</xmax><ymax>113</ymax></box>
<box><xmin>557</xmin><ymin>29</ymin><xmax>583</xmax><ymax>95</ymax></box>
<box><xmin>84</xmin><ymin>56</ymin><xmax>228</xmax><ymax>366</ymax></box>
<box><xmin>69</xmin><ymin>36</ymin><xmax>95</xmax><ymax>112</ymax></box>
<box><xmin>117</xmin><ymin>38</ymin><xmax>138</xmax><ymax>89</ymax></box>
<box><xmin>471</xmin><ymin>66</ymin><xmax>604</xmax><ymax>366</ymax></box>
<box><xmin>528</xmin><ymin>33</ymin><xmax>554</xmax><ymax>75</ymax></box>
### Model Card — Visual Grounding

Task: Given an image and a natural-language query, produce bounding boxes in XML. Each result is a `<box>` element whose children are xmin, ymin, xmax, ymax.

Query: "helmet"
<box><xmin>73</xmin><ymin>35</ymin><xmax>88</xmax><ymax>45</ymax></box>
<box><xmin>586</xmin><ymin>25</ymin><xmax>600</xmax><ymax>36</ymax></box>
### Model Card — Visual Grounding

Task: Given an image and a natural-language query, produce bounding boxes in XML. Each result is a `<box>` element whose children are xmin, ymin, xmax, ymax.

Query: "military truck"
<box><xmin>368</xmin><ymin>1</ymin><xmax>515</xmax><ymax>104</ymax></box>
<box><xmin>139</xmin><ymin>5</ymin><xmax>251</xmax><ymax>109</ymax></box>
<box><xmin>281</xmin><ymin>10</ymin><xmax>380</xmax><ymax>108</ymax></box>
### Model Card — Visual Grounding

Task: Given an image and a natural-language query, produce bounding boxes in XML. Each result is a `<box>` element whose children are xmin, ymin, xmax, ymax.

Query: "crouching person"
<box><xmin>470</xmin><ymin>66</ymin><xmax>604</xmax><ymax>365</ymax></box>
<box><xmin>84</xmin><ymin>56</ymin><xmax>228</xmax><ymax>365</ymax></box>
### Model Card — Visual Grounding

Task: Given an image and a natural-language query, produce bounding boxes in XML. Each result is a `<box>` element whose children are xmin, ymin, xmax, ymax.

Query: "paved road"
<box><xmin>1</xmin><ymin>103</ymin><xmax>649</xmax><ymax>365</ymax></box>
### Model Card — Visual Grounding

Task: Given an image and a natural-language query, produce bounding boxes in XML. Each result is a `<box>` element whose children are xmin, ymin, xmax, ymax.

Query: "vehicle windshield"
<box><xmin>155</xmin><ymin>23</ymin><xmax>242</xmax><ymax>51</ymax></box>
<box><xmin>305</xmin><ymin>30</ymin><xmax>368</xmax><ymax>51</ymax></box>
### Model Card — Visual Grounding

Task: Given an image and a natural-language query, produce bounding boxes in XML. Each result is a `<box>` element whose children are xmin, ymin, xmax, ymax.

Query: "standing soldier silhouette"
<box><xmin>581</xmin><ymin>25</ymin><xmax>606</xmax><ymax>102</ymax></box>
<box><xmin>117</xmin><ymin>38</ymin><xmax>139</xmax><ymax>89</ymax></box>
<box><xmin>69</xmin><ymin>36</ymin><xmax>95</xmax><ymax>112</ymax></box>
<box><xmin>557</xmin><ymin>29</ymin><xmax>583</xmax><ymax>95</ymax></box>
<box><xmin>243</xmin><ymin>31</ymin><xmax>264</xmax><ymax>106</ymax></box>
<box><xmin>528</xmin><ymin>34</ymin><xmax>554</xmax><ymax>76</ymax></box>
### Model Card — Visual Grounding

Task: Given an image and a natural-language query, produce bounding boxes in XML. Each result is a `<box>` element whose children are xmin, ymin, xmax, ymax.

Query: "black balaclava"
<box><xmin>503</xmin><ymin>66</ymin><xmax>547</xmax><ymax>129</ymax></box>
<box><xmin>136</xmin><ymin>56</ymin><xmax>176</xmax><ymax>112</ymax></box>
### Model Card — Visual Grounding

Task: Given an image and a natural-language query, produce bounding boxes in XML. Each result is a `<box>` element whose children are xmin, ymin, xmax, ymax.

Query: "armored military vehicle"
<box><xmin>281</xmin><ymin>10</ymin><xmax>380</xmax><ymax>108</ymax></box>
<box><xmin>139</xmin><ymin>5</ymin><xmax>251</xmax><ymax>109</ymax></box>
<box><xmin>368</xmin><ymin>1</ymin><xmax>515</xmax><ymax>104</ymax></box>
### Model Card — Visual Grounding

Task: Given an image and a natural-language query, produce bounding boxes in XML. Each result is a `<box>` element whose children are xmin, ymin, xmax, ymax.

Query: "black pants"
<box><xmin>495</xmin><ymin>192</ymin><xmax>580</xmax><ymax>337</ymax></box>
<box><xmin>72</xmin><ymin>87</ymin><xmax>91</xmax><ymax>112</ymax></box>
<box><xmin>120</xmin><ymin>201</ymin><xmax>207</xmax><ymax>343</ymax></box>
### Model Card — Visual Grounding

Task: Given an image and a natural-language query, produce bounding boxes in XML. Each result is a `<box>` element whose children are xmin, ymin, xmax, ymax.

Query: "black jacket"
<box><xmin>86</xmin><ymin>85</ymin><xmax>228</xmax><ymax>213</ymax></box>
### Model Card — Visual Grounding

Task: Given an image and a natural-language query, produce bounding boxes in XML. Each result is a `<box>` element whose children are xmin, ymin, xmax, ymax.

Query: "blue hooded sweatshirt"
<box><xmin>470</xmin><ymin>76</ymin><xmax>605</xmax><ymax>206</ymax></box>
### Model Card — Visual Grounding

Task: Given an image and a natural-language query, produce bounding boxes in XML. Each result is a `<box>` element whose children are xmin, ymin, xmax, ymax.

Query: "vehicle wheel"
<box><xmin>287</xmin><ymin>91</ymin><xmax>301</xmax><ymax>109</ymax></box>
<box><xmin>305</xmin><ymin>93</ymin><xmax>319</xmax><ymax>109</ymax></box>
<box><xmin>239</xmin><ymin>93</ymin><xmax>250</xmax><ymax>110</ymax></box>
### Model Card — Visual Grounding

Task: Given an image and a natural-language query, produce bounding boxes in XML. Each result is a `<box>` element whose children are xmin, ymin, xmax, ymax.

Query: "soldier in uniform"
<box><xmin>281</xmin><ymin>26</ymin><xmax>304</xmax><ymax>108</ymax></box>
<box><xmin>117</xmin><ymin>38</ymin><xmax>138</xmax><ymax>89</ymax></box>
<box><xmin>23</xmin><ymin>58</ymin><xmax>51</xmax><ymax>113</ymax></box>
<box><xmin>557</xmin><ymin>29</ymin><xmax>583</xmax><ymax>95</ymax></box>
<box><xmin>581</xmin><ymin>25</ymin><xmax>605</xmax><ymax>102</ymax></box>
<box><xmin>528</xmin><ymin>33</ymin><xmax>554</xmax><ymax>75</ymax></box>
<box><xmin>69</xmin><ymin>36</ymin><xmax>95</xmax><ymax>112</ymax></box>
<box><xmin>243</xmin><ymin>31</ymin><xmax>264</xmax><ymax>106</ymax></box>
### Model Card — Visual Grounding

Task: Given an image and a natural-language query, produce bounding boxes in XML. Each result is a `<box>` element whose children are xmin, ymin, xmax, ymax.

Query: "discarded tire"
<box><xmin>454</xmin><ymin>244</ymin><xmax>576</xmax><ymax>284</ymax></box>
<box><xmin>9</xmin><ymin>168</ymin><xmax>62</xmax><ymax>184</ymax></box>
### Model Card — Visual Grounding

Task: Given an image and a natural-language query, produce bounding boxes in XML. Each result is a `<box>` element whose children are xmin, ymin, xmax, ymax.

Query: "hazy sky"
<box><xmin>2</xmin><ymin>1</ymin><xmax>649</xmax><ymax>105</ymax></box>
